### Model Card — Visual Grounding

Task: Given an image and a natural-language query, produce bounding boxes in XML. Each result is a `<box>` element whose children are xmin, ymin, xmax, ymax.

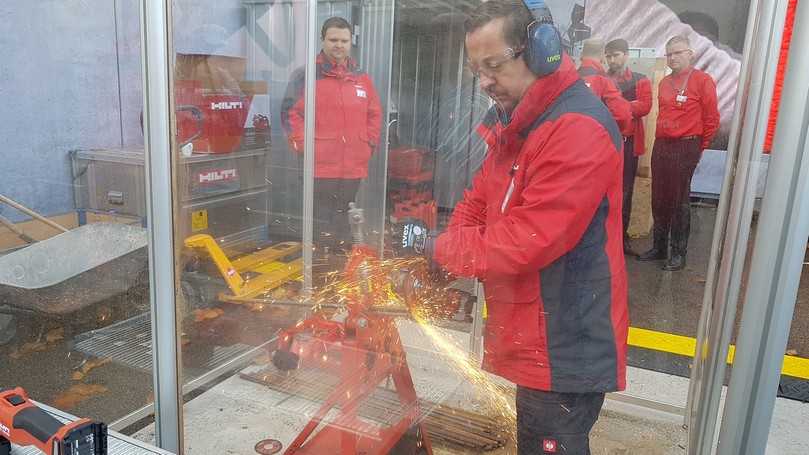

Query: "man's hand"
<box><xmin>397</xmin><ymin>221</ymin><xmax>430</xmax><ymax>257</ymax></box>
<box><xmin>394</xmin><ymin>221</ymin><xmax>453</xmax><ymax>286</ymax></box>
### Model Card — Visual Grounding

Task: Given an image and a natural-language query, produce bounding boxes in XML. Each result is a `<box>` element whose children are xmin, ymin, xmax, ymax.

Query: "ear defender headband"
<box><xmin>521</xmin><ymin>0</ymin><xmax>563</xmax><ymax>76</ymax></box>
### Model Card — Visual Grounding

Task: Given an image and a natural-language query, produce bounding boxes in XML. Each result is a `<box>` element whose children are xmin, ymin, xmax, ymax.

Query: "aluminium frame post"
<box><xmin>686</xmin><ymin>0</ymin><xmax>788</xmax><ymax>452</ymax></box>
<box><xmin>716</xmin><ymin>0</ymin><xmax>809</xmax><ymax>453</ymax></box>
<box><xmin>302</xmin><ymin>0</ymin><xmax>318</xmax><ymax>296</ymax></box>
<box><xmin>140</xmin><ymin>0</ymin><xmax>182</xmax><ymax>452</ymax></box>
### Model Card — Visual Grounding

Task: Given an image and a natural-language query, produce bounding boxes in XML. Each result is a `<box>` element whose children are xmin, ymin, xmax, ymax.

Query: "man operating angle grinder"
<box><xmin>398</xmin><ymin>1</ymin><xmax>628</xmax><ymax>453</ymax></box>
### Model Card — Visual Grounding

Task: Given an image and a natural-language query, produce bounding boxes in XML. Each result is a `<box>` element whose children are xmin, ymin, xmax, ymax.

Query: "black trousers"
<box><xmin>313</xmin><ymin>178</ymin><xmax>361</xmax><ymax>254</ymax></box>
<box><xmin>622</xmin><ymin>136</ymin><xmax>639</xmax><ymax>239</ymax></box>
<box><xmin>650</xmin><ymin>137</ymin><xmax>702</xmax><ymax>257</ymax></box>
<box><xmin>517</xmin><ymin>387</ymin><xmax>605</xmax><ymax>455</ymax></box>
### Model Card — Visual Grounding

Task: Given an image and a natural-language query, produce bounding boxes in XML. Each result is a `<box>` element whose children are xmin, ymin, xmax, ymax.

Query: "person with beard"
<box><xmin>577</xmin><ymin>38</ymin><xmax>632</xmax><ymax>137</ymax></box>
<box><xmin>604</xmin><ymin>38</ymin><xmax>653</xmax><ymax>255</ymax></box>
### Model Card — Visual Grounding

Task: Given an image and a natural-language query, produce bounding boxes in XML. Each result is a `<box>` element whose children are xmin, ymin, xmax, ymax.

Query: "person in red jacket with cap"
<box><xmin>638</xmin><ymin>35</ymin><xmax>719</xmax><ymax>271</ymax></box>
<box><xmin>605</xmin><ymin>38</ymin><xmax>653</xmax><ymax>256</ymax></box>
<box><xmin>577</xmin><ymin>39</ymin><xmax>633</xmax><ymax>137</ymax></box>
<box><xmin>281</xmin><ymin>17</ymin><xmax>382</xmax><ymax>261</ymax></box>
<box><xmin>400</xmin><ymin>1</ymin><xmax>628</xmax><ymax>452</ymax></box>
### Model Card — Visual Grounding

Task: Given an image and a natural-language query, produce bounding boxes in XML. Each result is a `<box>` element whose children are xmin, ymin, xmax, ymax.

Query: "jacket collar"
<box><xmin>669</xmin><ymin>66</ymin><xmax>695</xmax><ymax>79</ymax></box>
<box><xmin>317</xmin><ymin>51</ymin><xmax>359</xmax><ymax>79</ymax></box>
<box><xmin>580</xmin><ymin>58</ymin><xmax>607</xmax><ymax>75</ymax></box>
<box><xmin>480</xmin><ymin>54</ymin><xmax>580</xmax><ymax>149</ymax></box>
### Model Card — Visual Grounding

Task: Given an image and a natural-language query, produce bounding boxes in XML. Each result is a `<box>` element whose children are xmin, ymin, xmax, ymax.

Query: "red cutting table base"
<box><xmin>275</xmin><ymin>247</ymin><xmax>433</xmax><ymax>455</ymax></box>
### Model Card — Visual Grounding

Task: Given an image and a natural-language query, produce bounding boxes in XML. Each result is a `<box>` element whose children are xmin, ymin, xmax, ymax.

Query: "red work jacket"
<box><xmin>578</xmin><ymin>58</ymin><xmax>633</xmax><ymax>137</ymax></box>
<box><xmin>609</xmin><ymin>68</ymin><xmax>653</xmax><ymax>156</ymax></box>
<box><xmin>434</xmin><ymin>55</ymin><xmax>628</xmax><ymax>393</ymax></box>
<box><xmin>656</xmin><ymin>67</ymin><xmax>720</xmax><ymax>149</ymax></box>
<box><xmin>281</xmin><ymin>53</ymin><xmax>382</xmax><ymax>179</ymax></box>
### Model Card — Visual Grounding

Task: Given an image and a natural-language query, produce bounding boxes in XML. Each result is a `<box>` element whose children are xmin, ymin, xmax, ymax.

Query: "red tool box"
<box><xmin>176</xmin><ymin>79</ymin><xmax>253</xmax><ymax>154</ymax></box>
<box><xmin>387</xmin><ymin>147</ymin><xmax>437</xmax><ymax>230</ymax></box>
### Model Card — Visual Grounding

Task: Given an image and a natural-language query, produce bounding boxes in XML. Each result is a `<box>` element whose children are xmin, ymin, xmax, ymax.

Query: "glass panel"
<box><xmin>752</xmin><ymin>2</ymin><xmax>807</xmax><ymax>450</ymax></box>
<box><xmin>0</xmin><ymin>0</ymin><xmax>153</xmax><ymax>438</ymax></box>
<box><xmin>765</xmin><ymin>263</ymin><xmax>809</xmax><ymax>453</ymax></box>
<box><xmin>158</xmin><ymin>0</ymin><xmax>761</xmax><ymax>453</ymax></box>
<box><xmin>585</xmin><ymin>0</ymin><xmax>753</xmax><ymax>411</ymax></box>
<box><xmin>171</xmin><ymin>0</ymin><xmax>312</xmax><ymax>452</ymax></box>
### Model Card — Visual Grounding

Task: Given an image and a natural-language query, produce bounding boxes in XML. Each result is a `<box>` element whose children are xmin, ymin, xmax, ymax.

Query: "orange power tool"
<box><xmin>0</xmin><ymin>388</ymin><xmax>107</xmax><ymax>455</ymax></box>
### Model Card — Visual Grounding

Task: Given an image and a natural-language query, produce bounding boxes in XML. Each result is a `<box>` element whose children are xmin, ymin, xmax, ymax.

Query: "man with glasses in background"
<box><xmin>399</xmin><ymin>1</ymin><xmax>629</xmax><ymax>452</ymax></box>
<box><xmin>638</xmin><ymin>35</ymin><xmax>719</xmax><ymax>271</ymax></box>
<box><xmin>605</xmin><ymin>38</ymin><xmax>653</xmax><ymax>256</ymax></box>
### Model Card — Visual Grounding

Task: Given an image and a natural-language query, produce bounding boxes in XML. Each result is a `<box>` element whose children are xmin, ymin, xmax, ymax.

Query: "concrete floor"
<box><xmin>4</xmin><ymin>203</ymin><xmax>809</xmax><ymax>453</ymax></box>
<box><xmin>130</xmin><ymin>318</ymin><xmax>809</xmax><ymax>454</ymax></box>
<box><xmin>131</xmin><ymin>320</ymin><xmax>691</xmax><ymax>455</ymax></box>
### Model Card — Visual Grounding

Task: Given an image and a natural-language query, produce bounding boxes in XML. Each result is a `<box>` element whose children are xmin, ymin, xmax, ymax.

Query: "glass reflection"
<box><xmin>0</xmin><ymin>0</ymin><xmax>153</xmax><ymax>437</ymax></box>
<box><xmin>163</xmin><ymin>0</ymin><xmax>754</xmax><ymax>453</ymax></box>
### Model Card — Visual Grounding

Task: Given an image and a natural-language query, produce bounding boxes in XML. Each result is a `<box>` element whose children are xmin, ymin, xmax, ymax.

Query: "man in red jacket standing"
<box><xmin>638</xmin><ymin>35</ymin><xmax>719</xmax><ymax>271</ymax></box>
<box><xmin>401</xmin><ymin>1</ymin><xmax>628</xmax><ymax>452</ymax></box>
<box><xmin>605</xmin><ymin>38</ymin><xmax>653</xmax><ymax>255</ymax></box>
<box><xmin>577</xmin><ymin>39</ymin><xmax>633</xmax><ymax>137</ymax></box>
<box><xmin>281</xmin><ymin>17</ymin><xmax>382</xmax><ymax>259</ymax></box>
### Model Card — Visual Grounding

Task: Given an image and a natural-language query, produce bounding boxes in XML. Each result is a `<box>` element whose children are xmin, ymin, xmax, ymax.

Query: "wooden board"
<box><xmin>0</xmin><ymin>212</ymin><xmax>140</xmax><ymax>250</ymax></box>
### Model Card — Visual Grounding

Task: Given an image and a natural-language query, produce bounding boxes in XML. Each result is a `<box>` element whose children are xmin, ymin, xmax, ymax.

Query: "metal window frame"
<box><xmin>686</xmin><ymin>0</ymin><xmax>789</xmax><ymax>453</ymax></box>
<box><xmin>302</xmin><ymin>0</ymin><xmax>317</xmax><ymax>295</ymax></box>
<box><xmin>139</xmin><ymin>0</ymin><xmax>807</xmax><ymax>452</ymax></box>
<box><xmin>140</xmin><ymin>0</ymin><xmax>320</xmax><ymax>450</ymax></box>
<box><xmin>140</xmin><ymin>0</ymin><xmax>182</xmax><ymax>452</ymax></box>
<box><xmin>717</xmin><ymin>0</ymin><xmax>809</xmax><ymax>452</ymax></box>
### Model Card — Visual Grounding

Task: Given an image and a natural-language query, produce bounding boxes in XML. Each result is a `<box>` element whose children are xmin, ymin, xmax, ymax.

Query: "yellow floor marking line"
<box><xmin>628</xmin><ymin>327</ymin><xmax>809</xmax><ymax>380</ymax></box>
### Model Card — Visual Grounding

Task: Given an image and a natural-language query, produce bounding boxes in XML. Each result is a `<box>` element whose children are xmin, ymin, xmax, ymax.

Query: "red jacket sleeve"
<box><xmin>600</xmin><ymin>79</ymin><xmax>633</xmax><ymax>136</ymax></box>
<box><xmin>364</xmin><ymin>75</ymin><xmax>383</xmax><ymax>147</ymax></box>
<box><xmin>631</xmin><ymin>77</ymin><xmax>653</xmax><ymax>119</ymax></box>
<box><xmin>701</xmin><ymin>74</ymin><xmax>720</xmax><ymax>149</ymax></box>
<box><xmin>443</xmin><ymin>159</ymin><xmax>489</xmax><ymax>229</ymax></box>
<box><xmin>280</xmin><ymin>70</ymin><xmax>306</xmax><ymax>152</ymax></box>
<box><xmin>434</xmin><ymin>116</ymin><xmax>621</xmax><ymax>278</ymax></box>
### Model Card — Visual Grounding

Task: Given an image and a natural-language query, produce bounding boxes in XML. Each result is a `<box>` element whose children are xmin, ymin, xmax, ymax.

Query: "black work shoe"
<box><xmin>637</xmin><ymin>248</ymin><xmax>666</xmax><ymax>261</ymax></box>
<box><xmin>662</xmin><ymin>255</ymin><xmax>686</xmax><ymax>271</ymax></box>
<box><xmin>623</xmin><ymin>239</ymin><xmax>637</xmax><ymax>257</ymax></box>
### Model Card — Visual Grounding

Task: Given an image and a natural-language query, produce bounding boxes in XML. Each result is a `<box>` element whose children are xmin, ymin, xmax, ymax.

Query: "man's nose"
<box><xmin>479</xmin><ymin>73</ymin><xmax>496</xmax><ymax>91</ymax></box>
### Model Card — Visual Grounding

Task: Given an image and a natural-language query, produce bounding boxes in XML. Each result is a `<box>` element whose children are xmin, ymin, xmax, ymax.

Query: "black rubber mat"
<box><xmin>628</xmin><ymin>347</ymin><xmax>809</xmax><ymax>403</ymax></box>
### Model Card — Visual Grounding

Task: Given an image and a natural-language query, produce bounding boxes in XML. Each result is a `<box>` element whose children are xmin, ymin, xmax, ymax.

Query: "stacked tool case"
<box><xmin>71</xmin><ymin>147</ymin><xmax>271</xmax><ymax>248</ymax></box>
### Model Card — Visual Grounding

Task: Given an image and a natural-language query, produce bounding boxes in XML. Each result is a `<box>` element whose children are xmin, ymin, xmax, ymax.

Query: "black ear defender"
<box><xmin>521</xmin><ymin>0</ymin><xmax>563</xmax><ymax>76</ymax></box>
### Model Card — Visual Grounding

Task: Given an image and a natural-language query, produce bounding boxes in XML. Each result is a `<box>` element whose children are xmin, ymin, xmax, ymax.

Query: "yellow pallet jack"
<box><xmin>184</xmin><ymin>235</ymin><xmax>303</xmax><ymax>304</ymax></box>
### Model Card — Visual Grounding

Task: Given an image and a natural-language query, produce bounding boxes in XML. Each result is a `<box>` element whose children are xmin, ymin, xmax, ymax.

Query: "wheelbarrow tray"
<box><xmin>0</xmin><ymin>222</ymin><xmax>148</xmax><ymax>315</ymax></box>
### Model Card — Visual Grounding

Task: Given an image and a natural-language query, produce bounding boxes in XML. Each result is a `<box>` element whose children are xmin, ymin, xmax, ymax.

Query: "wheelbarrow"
<box><xmin>0</xmin><ymin>222</ymin><xmax>148</xmax><ymax>331</ymax></box>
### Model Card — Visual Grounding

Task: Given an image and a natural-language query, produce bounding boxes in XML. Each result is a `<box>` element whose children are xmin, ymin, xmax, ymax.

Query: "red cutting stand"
<box><xmin>272</xmin><ymin>244</ymin><xmax>432</xmax><ymax>454</ymax></box>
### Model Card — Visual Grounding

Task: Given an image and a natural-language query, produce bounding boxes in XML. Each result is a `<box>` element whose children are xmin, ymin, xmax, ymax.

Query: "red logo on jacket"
<box><xmin>543</xmin><ymin>439</ymin><xmax>557</xmax><ymax>453</ymax></box>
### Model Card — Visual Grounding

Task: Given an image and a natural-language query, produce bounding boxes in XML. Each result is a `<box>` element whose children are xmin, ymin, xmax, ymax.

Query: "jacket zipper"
<box><xmin>499</xmin><ymin>133</ymin><xmax>519</xmax><ymax>213</ymax></box>
<box><xmin>500</xmin><ymin>163</ymin><xmax>520</xmax><ymax>213</ymax></box>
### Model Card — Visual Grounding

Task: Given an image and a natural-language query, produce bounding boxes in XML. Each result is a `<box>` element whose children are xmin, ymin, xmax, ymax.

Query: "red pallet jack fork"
<box><xmin>271</xmin><ymin>204</ymin><xmax>432</xmax><ymax>455</ymax></box>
